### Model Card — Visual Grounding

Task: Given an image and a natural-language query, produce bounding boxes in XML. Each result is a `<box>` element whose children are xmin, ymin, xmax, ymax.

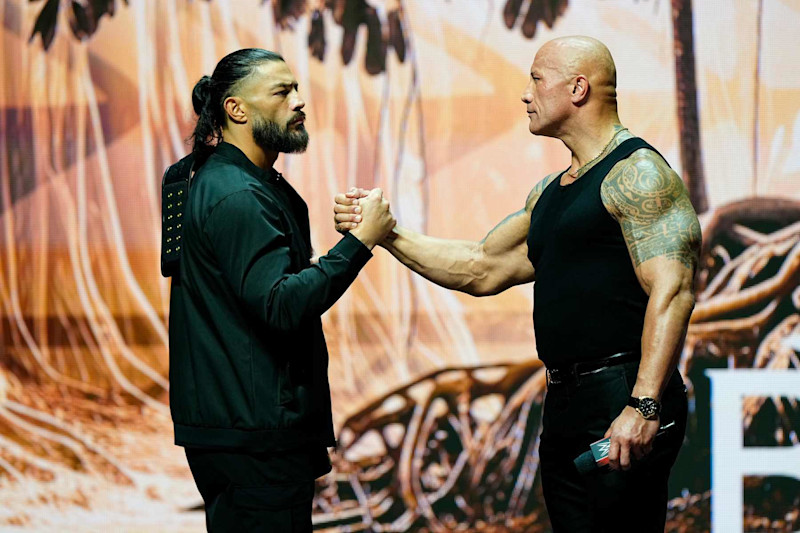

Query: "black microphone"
<box><xmin>573</xmin><ymin>421</ymin><xmax>676</xmax><ymax>474</ymax></box>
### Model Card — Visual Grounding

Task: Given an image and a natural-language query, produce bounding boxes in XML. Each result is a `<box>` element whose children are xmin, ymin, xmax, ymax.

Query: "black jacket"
<box><xmin>168</xmin><ymin>142</ymin><xmax>371</xmax><ymax>451</ymax></box>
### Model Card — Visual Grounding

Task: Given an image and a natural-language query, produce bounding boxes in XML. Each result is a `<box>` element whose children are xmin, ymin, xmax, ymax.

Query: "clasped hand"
<box><xmin>333</xmin><ymin>188</ymin><xmax>395</xmax><ymax>249</ymax></box>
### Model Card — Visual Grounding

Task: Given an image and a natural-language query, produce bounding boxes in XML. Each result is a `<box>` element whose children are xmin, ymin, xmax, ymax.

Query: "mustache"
<box><xmin>289</xmin><ymin>111</ymin><xmax>306</xmax><ymax>124</ymax></box>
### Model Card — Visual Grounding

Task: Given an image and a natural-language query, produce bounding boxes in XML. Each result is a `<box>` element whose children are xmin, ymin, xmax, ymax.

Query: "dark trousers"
<box><xmin>539</xmin><ymin>360</ymin><xmax>688</xmax><ymax>533</ymax></box>
<box><xmin>185</xmin><ymin>446</ymin><xmax>330</xmax><ymax>533</ymax></box>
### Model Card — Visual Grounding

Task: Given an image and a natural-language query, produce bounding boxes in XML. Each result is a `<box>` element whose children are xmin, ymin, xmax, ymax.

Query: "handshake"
<box><xmin>333</xmin><ymin>187</ymin><xmax>395</xmax><ymax>250</ymax></box>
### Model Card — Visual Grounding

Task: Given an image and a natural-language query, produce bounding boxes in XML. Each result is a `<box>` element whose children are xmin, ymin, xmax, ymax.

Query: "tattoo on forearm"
<box><xmin>601</xmin><ymin>155</ymin><xmax>701</xmax><ymax>270</ymax></box>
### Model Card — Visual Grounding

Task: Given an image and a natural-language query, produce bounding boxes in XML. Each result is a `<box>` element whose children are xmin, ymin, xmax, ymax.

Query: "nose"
<box><xmin>521</xmin><ymin>83</ymin><xmax>533</xmax><ymax>104</ymax></box>
<box><xmin>292</xmin><ymin>93</ymin><xmax>305</xmax><ymax>111</ymax></box>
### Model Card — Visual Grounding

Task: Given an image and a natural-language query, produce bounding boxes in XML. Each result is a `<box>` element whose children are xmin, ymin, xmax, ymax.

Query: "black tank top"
<box><xmin>527</xmin><ymin>138</ymin><xmax>663</xmax><ymax>367</ymax></box>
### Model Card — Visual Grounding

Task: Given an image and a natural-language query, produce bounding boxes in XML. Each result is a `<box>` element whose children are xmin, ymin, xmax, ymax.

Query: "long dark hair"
<box><xmin>190</xmin><ymin>48</ymin><xmax>284</xmax><ymax>164</ymax></box>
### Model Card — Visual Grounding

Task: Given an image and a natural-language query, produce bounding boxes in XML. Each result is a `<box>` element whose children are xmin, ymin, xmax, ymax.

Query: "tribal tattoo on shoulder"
<box><xmin>480</xmin><ymin>172</ymin><xmax>561</xmax><ymax>246</ymax></box>
<box><xmin>525</xmin><ymin>171</ymin><xmax>560</xmax><ymax>212</ymax></box>
<box><xmin>600</xmin><ymin>152</ymin><xmax>701</xmax><ymax>271</ymax></box>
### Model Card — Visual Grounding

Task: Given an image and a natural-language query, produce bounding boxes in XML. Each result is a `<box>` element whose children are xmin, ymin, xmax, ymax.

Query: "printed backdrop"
<box><xmin>1</xmin><ymin>0</ymin><xmax>799</xmax><ymax>531</ymax></box>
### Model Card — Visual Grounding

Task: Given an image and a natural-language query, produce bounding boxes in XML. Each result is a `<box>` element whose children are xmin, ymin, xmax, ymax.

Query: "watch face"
<box><xmin>638</xmin><ymin>397</ymin><xmax>659</xmax><ymax>419</ymax></box>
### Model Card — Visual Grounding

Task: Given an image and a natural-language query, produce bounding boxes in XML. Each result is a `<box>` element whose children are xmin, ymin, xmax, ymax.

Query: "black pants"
<box><xmin>539</xmin><ymin>360</ymin><xmax>688</xmax><ymax>533</ymax></box>
<box><xmin>185</xmin><ymin>446</ymin><xmax>331</xmax><ymax>533</ymax></box>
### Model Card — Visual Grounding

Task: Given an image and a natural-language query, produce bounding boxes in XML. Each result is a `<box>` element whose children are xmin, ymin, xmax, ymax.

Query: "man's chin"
<box><xmin>528</xmin><ymin>123</ymin><xmax>552</xmax><ymax>138</ymax></box>
<box><xmin>285</xmin><ymin>144</ymin><xmax>308</xmax><ymax>154</ymax></box>
<box><xmin>256</xmin><ymin>135</ymin><xmax>309</xmax><ymax>154</ymax></box>
<box><xmin>286</xmin><ymin>133</ymin><xmax>309</xmax><ymax>154</ymax></box>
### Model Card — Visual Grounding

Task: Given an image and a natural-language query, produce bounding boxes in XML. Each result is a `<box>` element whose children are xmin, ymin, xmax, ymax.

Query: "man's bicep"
<box><xmin>475</xmin><ymin>206</ymin><xmax>535</xmax><ymax>290</ymax></box>
<box><xmin>481</xmin><ymin>173</ymin><xmax>557</xmax><ymax>253</ymax></box>
<box><xmin>623</xmin><ymin>203</ymin><xmax>701</xmax><ymax>272</ymax></box>
<box><xmin>481</xmin><ymin>207</ymin><xmax>529</xmax><ymax>249</ymax></box>
<box><xmin>603</xmin><ymin>157</ymin><xmax>701</xmax><ymax>276</ymax></box>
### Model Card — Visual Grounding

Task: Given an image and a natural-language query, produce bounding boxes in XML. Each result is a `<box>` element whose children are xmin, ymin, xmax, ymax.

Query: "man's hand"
<box><xmin>347</xmin><ymin>188</ymin><xmax>395</xmax><ymax>249</ymax></box>
<box><xmin>604</xmin><ymin>407</ymin><xmax>659</xmax><ymax>471</ymax></box>
<box><xmin>334</xmin><ymin>188</ymin><xmax>370</xmax><ymax>233</ymax></box>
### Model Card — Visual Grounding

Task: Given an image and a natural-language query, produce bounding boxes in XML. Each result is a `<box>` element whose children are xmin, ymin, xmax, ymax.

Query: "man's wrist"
<box><xmin>349</xmin><ymin>226</ymin><xmax>378</xmax><ymax>250</ymax></box>
<box><xmin>377</xmin><ymin>228</ymin><xmax>400</xmax><ymax>249</ymax></box>
<box><xmin>631</xmin><ymin>380</ymin><xmax>662</xmax><ymax>401</ymax></box>
<box><xmin>628</xmin><ymin>396</ymin><xmax>661</xmax><ymax>420</ymax></box>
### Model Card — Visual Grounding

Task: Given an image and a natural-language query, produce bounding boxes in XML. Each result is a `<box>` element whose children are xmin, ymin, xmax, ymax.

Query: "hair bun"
<box><xmin>191</xmin><ymin>75</ymin><xmax>214</xmax><ymax>115</ymax></box>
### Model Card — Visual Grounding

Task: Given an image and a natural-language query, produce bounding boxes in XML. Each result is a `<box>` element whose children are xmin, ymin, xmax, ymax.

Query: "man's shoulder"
<box><xmin>602</xmin><ymin>145</ymin><xmax>680</xmax><ymax>196</ymax></box>
<box><xmin>190</xmin><ymin>157</ymin><xmax>279</xmax><ymax>225</ymax></box>
<box><xmin>193</xmin><ymin>155</ymin><xmax>258</xmax><ymax>198</ymax></box>
<box><xmin>613</xmin><ymin>145</ymin><xmax>673</xmax><ymax>177</ymax></box>
<box><xmin>193</xmin><ymin>156</ymin><xmax>278</xmax><ymax>210</ymax></box>
<box><xmin>601</xmin><ymin>145</ymin><xmax>690</xmax><ymax>220</ymax></box>
<box><xmin>524</xmin><ymin>171</ymin><xmax>562</xmax><ymax>212</ymax></box>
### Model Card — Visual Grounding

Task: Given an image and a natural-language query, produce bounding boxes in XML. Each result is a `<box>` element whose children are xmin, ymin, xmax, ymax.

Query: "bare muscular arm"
<box><xmin>334</xmin><ymin>173</ymin><xmax>560</xmax><ymax>296</ymax></box>
<box><xmin>600</xmin><ymin>149</ymin><xmax>701</xmax><ymax>469</ymax></box>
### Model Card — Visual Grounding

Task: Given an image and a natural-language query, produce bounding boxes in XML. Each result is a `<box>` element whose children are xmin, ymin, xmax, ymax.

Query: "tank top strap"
<box><xmin>591</xmin><ymin>137</ymin><xmax>669</xmax><ymax>178</ymax></box>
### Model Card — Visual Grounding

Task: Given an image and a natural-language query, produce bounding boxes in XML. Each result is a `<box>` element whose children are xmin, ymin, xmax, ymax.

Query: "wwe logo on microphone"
<box><xmin>597</xmin><ymin>439</ymin><xmax>611</xmax><ymax>456</ymax></box>
<box><xmin>589</xmin><ymin>437</ymin><xmax>613</xmax><ymax>467</ymax></box>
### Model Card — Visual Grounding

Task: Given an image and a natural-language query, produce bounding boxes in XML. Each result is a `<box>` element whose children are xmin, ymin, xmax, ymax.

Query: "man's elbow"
<box><xmin>263</xmin><ymin>287</ymin><xmax>306</xmax><ymax>333</ymax></box>
<box><xmin>652</xmin><ymin>277</ymin><xmax>695</xmax><ymax>314</ymax></box>
<box><xmin>463</xmin><ymin>279</ymin><xmax>501</xmax><ymax>297</ymax></box>
<box><xmin>262</xmin><ymin>305</ymin><xmax>299</xmax><ymax>333</ymax></box>
<box><xmin>674</xmin><ymin>270</ymin><xmax>696</xmax><ymax>309</ymax></box>
<box><xmin>462</xmin><ymin>248</ymin><xmax>501</xmax><ymax>297</ymax></box>
<box><xmin>676</xmin><ymin>288</ymin><xmax>696</xmax><ymax>314</ymax></box>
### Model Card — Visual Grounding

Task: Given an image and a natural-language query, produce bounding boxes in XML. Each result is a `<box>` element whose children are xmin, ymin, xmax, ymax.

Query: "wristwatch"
<box><xmin>628</xmin><ymin>396</ymin><xmax>661</xmax><ymax>420</ymax></box>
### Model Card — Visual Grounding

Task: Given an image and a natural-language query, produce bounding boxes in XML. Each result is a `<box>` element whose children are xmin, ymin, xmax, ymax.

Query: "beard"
<box><xmin>252</xmin><ymin>113</ymin><xmax>309</xmax><ymax>154</ymax></box>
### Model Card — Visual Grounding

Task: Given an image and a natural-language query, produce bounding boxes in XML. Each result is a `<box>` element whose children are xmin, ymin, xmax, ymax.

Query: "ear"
<box><xmin>223</xmin><ymin>96</ymin><xmax>248</xmax><ymax>125</ymax></box>
<box><xmin>570</xmin><ymin>75</ymin><xmax>590</xmax><ymax>105</ymax></box>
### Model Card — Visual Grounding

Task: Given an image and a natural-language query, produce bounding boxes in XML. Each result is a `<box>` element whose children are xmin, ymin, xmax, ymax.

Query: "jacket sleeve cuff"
<box><xmin>332</xmin><ymin>232</ymin><xmax>373</xmax><ymax>270</ymax></box>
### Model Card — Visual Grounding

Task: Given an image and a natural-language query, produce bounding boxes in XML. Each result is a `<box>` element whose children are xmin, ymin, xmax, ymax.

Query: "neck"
<box><xmin>560</xmin><ymin>115</ymin><xmax>625</xmax><ymax>170</ymax></box>
<box><xmin>222</xmin><ymin>128</ymin><xmax>279</xmax><ymax>171</ymax></box>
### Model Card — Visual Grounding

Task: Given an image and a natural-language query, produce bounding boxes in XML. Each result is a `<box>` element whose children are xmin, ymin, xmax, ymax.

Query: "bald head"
<box><xmin>537</xmin><ymin>36</ymin><xmax>617</xmax><ymax>97</ymax></box>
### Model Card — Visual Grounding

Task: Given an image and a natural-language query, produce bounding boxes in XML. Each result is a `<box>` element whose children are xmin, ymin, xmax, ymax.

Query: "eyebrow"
<box><xmin>271</xmin><ymin>81</ymin><xmax>298</xmax><ymax>90</ymax></box>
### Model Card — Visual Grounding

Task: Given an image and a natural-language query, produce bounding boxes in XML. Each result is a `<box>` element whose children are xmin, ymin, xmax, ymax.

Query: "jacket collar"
<box><xmin>213</xmin><ymin>142</ymin><xmax>280</xmax><ymax>184</ymax></box>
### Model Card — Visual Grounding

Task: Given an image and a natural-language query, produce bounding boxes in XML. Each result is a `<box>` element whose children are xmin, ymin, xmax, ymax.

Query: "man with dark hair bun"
<box><xmin>167</xmin><ymin>48</ymin><xmax>396</xmax><ymax>532</ymax></box>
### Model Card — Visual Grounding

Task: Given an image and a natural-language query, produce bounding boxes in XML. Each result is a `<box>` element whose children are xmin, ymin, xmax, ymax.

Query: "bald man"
<box><xmin>334</xmin><ymin>36</ymin><xmax>699</xmax><ymax>532</ymax></box>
